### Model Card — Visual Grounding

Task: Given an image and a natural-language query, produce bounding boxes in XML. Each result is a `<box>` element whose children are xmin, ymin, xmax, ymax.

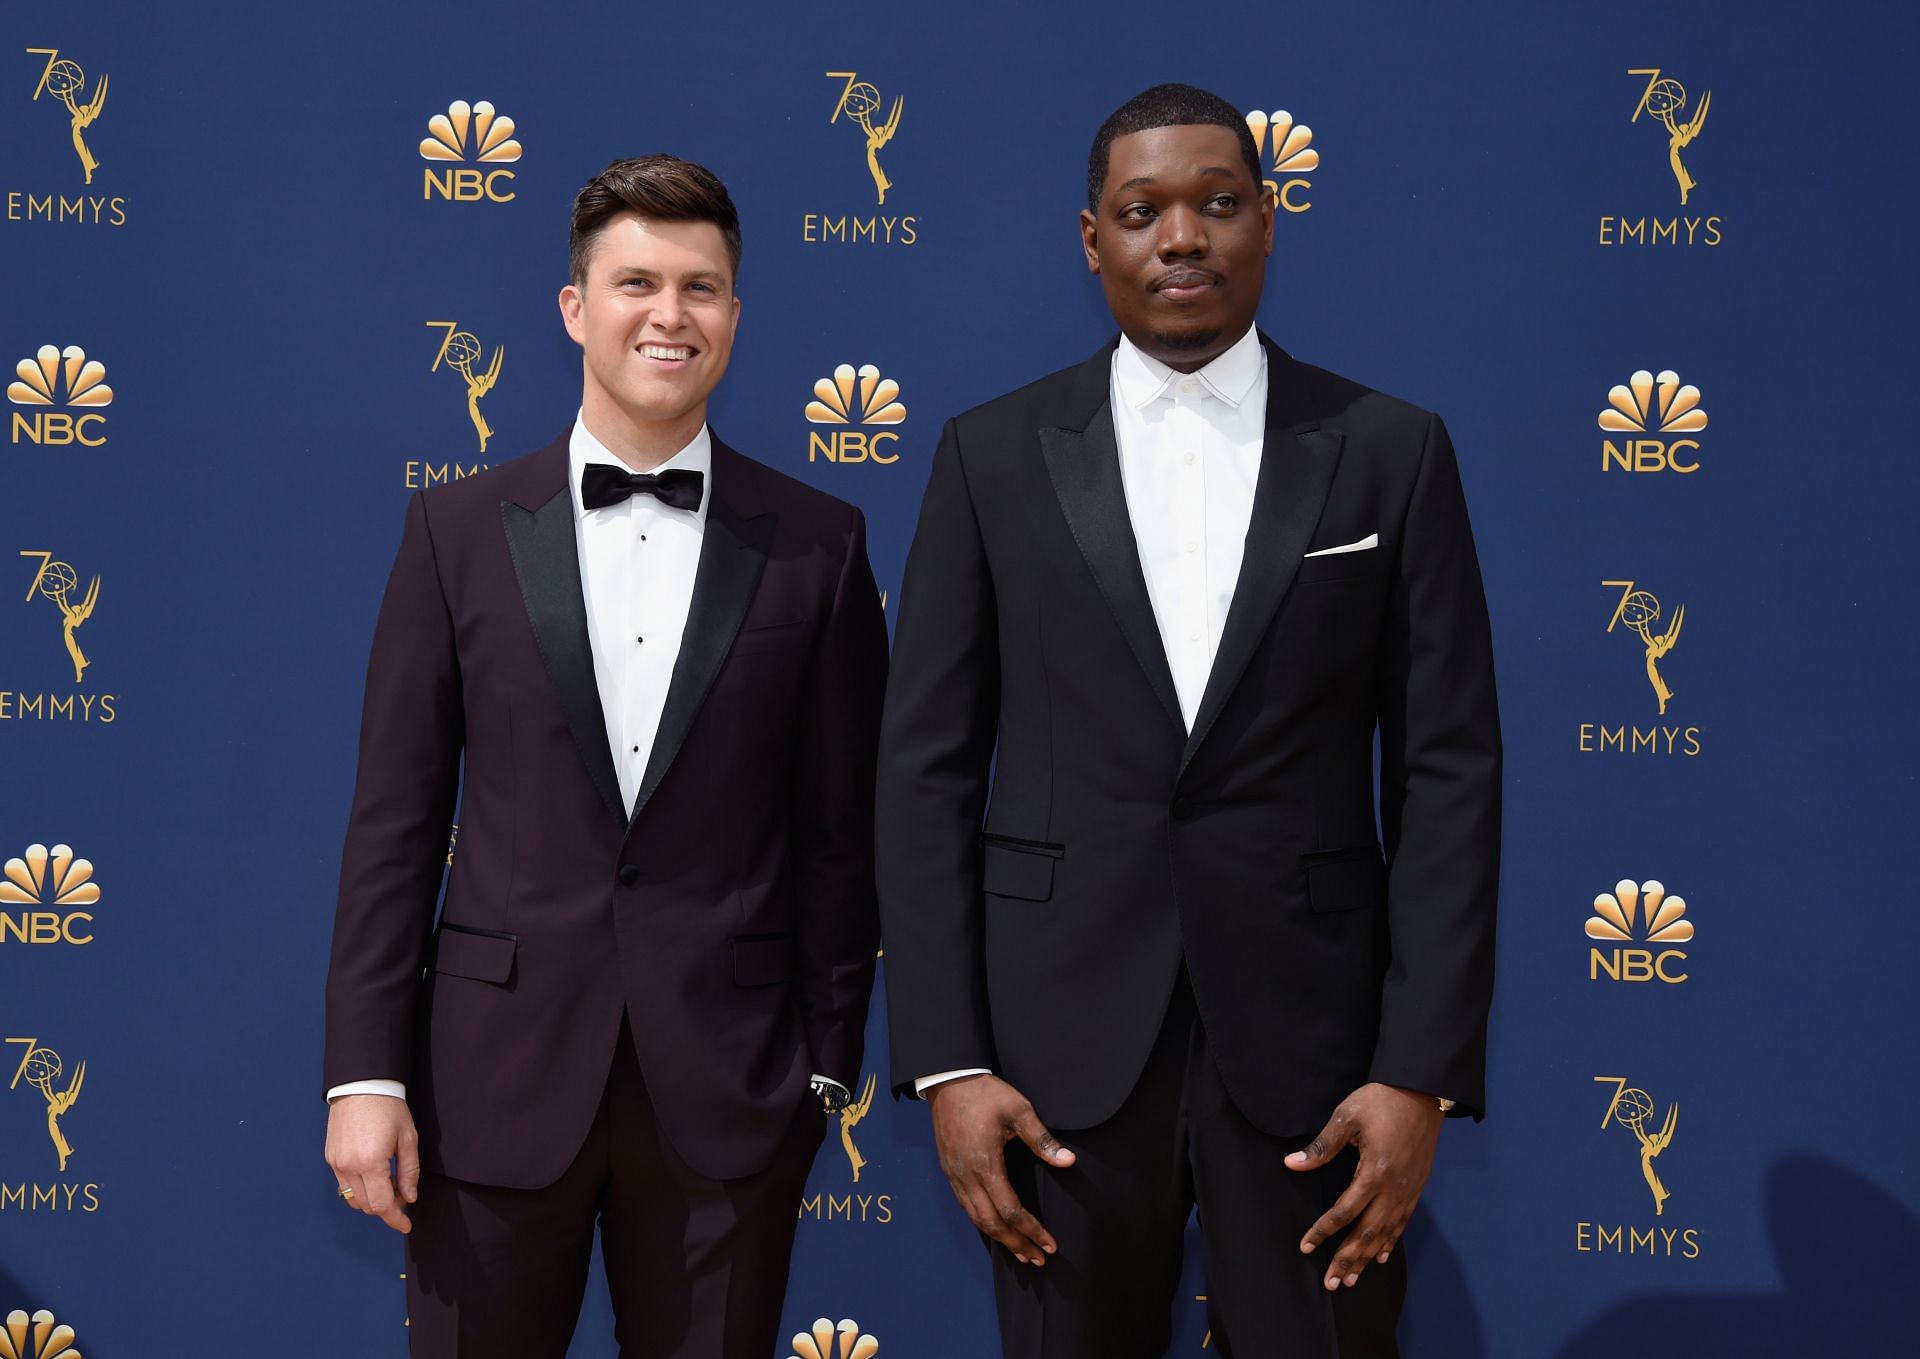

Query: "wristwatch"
<box><xmin>811</xmin><ymin>1076</ymin><xmax>851</xmax><ymax>1113</ymax></box>
<box><xmin>1435</xmin><ymin>1096</ymin><xmax>1457</xmax><ymax>1113</ymax></box>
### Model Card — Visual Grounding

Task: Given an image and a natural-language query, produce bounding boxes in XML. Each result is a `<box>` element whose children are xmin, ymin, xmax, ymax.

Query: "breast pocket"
<box><xmin>728</xmin><ymin>618</ymin><xmax>811</xmax><ymax>658</ymax></box>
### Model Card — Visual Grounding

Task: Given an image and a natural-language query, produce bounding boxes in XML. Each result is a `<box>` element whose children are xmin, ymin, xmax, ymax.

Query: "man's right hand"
<box><xmin>927</xmin><ymin>1073</ymin><xmax>1075</xmax><ymax>1266</ymax></box>
<box><xmin>325</xmin><ymin>1093</ymin><xmax>420</xmax><ymax>1234</ymax></box>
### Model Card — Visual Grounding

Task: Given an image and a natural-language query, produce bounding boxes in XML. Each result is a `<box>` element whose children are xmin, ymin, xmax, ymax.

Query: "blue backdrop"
<box><xmin>5</xmin><ymin>2</ymin><xmax>1918</xmax><ymax>1354</ymax></box>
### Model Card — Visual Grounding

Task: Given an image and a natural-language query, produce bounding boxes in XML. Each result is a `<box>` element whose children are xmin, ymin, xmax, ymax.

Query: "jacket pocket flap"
<box><xmin>982</xmin><ymin>841</ymin><xmax>1057</xmax><ymax>901</ymax></box>
<box><xmin>432</xmin><ymin>924</ymin><xmax>517</xmax><ymax>983</ymax></box>
<box><xmin>733</xmin><ymin>934</ymin><xmax>792</xmax><ymax>987</ymax></box>
<box><xmin>1306</xmin><ymin>848</ymin><xmax>1387</xmax><ymax>914</ymax></box>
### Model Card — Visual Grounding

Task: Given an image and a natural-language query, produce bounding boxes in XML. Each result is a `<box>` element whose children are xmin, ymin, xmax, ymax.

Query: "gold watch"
<box><xmin>1436</xmin><ymin>1096</ymin><xmax>1457</xmax><ymax>1113</ymax></box>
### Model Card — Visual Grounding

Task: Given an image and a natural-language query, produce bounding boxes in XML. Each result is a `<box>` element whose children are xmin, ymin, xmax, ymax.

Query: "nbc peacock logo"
<box><xmin>0</xmin><ymin>1310</ymin><xmax>79</xmax><ymax>1359</ymax></box>
<box><xmin>0</xmin><ymin>844</ymin><xmax>100</xmax><ymax>947</ymax></box>
<box><xmin>8</xmin><ymin>345</ymin><xmax>110</xmax><ymax>447</ymax></box>
<box><xmin>1245</xmin><ymin>109</ymin><xmax>1319</xmax><ymax>213</ymax></box>
<box><xmin>805</xmin><ymin>364</ymin><xmax>906</xmax><ymax>466</ymax></box>
<box><xmin>1586</xmin><ymin>878</ymin><xmax>1692</xmax><ymax>984</ymax></box>
<box><xmin>419</xmin><ymin>100</ymin><xmax>521</xmax><ymax>203</ymax></box>
<box><xmin>791</xmin><ymin>1318</ymin><xmax>878</xmax><ymax>1359</ymax></box>
<box><xmin>1597</xmin><ymin>369</ymin><xmax>1707</xmax><ymax>473</ymax></box>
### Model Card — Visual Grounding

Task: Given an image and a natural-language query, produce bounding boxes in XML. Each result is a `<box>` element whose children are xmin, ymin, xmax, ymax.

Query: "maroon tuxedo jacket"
<box><xmin>323</xmin><ymin>432</ymin><xmax>888</xmax><ymax>1187</ymax></box>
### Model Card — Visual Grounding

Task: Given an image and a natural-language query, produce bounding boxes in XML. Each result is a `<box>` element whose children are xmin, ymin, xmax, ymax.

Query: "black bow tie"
<box><xmin>580</xmin><ymin>464</ymin><xmax>705</xmax><ymax>513</ymax></box>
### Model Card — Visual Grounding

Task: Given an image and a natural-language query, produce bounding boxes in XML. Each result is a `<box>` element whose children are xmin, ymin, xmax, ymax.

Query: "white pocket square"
<box><xmin>1303</xmin><ymin>533</ymin><xmax>1378</xmax><ymax>558</ymax></box>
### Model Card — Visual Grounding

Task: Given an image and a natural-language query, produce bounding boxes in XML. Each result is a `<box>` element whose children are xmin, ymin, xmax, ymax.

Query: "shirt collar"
<box><xmin>568</xmin><ymin>412</ymin><xmax>713</xmax><ymax>522</ymax></box>
<box><xmin>1112</xmin><ymin>323</ymin><xmax>1264</xmax><ymax>411</ymax></box>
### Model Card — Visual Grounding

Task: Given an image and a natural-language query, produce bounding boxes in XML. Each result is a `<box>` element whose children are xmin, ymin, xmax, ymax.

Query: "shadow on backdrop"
<box><xmin>1400</xmin><ymin>1207</ymin><xmax>1487</xmax><ymax>1357</ymax></box>
<box><xmin>1552</xmin><ymin>1152</ymin><xmax>1920</xmax><ymax>1358</ymax></box>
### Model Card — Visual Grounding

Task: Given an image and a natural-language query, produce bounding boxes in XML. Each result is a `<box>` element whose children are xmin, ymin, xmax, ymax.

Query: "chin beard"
<box><xmin>1150</xmin><ymin>322</ymin><xmax>1226</xmax><ymax>355</ymax></box>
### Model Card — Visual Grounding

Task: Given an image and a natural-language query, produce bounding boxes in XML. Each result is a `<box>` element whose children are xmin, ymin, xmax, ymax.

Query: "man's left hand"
<box><xmin>1287</xmin><ymin>1082</ymin><xmax>1444</xmax><ymax>1290</ymax></box>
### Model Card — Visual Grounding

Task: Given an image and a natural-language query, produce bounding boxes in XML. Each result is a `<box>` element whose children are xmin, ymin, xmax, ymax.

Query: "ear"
<box><xmin>1079</xmin><ymin>208</ymin><xmax>1101</xmax><ymax>275</ymax></box>
<box><xmin>729</xmin><ymin>291</ymin><xmax>741</xmax><ymax>343</ymax></box>
<box><xmin>1260</xmin><ymin>188</ymin><xmax>1276</xmax><ymax>257</ymax></box>
<box><xmin>558</xmin><ymin>283</ymin><xmax>585</xmax><ymax>345</ymax></box>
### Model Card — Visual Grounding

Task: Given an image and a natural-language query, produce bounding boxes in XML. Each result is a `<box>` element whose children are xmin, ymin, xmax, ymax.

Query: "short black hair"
<box><xmin>1087</xmin><ymin>82</ymin><xmax>1262</xmax><ymax>213</ymax></box>
<box><xmin>569</xmin><ymin>154</ymin><xmax>742</xmax><ymax>285</ymax></box>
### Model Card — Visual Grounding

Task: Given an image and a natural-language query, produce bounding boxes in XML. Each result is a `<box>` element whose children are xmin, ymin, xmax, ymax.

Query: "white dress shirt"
<box><xmin>915</xmin><ymin>326</ymin><xmax>1269</xmax><ymax>1097</ymax></box>
<box><xmin>328</xmin><ymin>415</ymin><xmax>711</xmax><ymax>1105</ymax></box>
<box><xmin>569</xmin><ymin>417</ymin><xmax>712</xmax><ymax>813</ymax></box>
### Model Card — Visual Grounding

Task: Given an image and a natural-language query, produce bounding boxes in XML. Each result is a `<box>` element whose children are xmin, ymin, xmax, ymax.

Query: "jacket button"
<box><xmin>617</xmin><ymin>864</ymin><xmax>640</xmax><ymax>886</ymax></box>
<box><xmin>1172</xmin><ymin>798</ymin><xmax>1194</xmax><ymax>821</ymax></box>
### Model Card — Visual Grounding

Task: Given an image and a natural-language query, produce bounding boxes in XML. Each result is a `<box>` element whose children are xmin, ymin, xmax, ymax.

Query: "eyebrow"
<box><xmin>611</xmin><ymin>267</ymin><xmax>727</xmax><ymax>284</ymax></box>
<box><xmin>1116</xmin><ymin>165</ymin><xmax>1240</xmax><ymax>193</ymax></box>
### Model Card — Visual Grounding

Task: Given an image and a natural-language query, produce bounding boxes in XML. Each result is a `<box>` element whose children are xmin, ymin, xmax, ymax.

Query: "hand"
<box><xmin>325</xmin><ymin>1093</ymin><xmax>421</xmax><ymax>1234</ymax></box>
<box><xmin>1287</xmin><ymin>1082</ymin><xmax>1444</xmax><ymax>1290</ymax></box>
<box><xmin>927</xmin><ymin>1073</ymin><xmax>1076</xmax><ymax>1266</ymax></box>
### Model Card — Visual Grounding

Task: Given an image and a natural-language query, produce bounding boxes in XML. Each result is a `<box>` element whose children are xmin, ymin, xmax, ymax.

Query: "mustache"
<box><xmin>1151</xmin><ymin>267</ymin><xmax>1223</xmax><ymax>291</ymax></box>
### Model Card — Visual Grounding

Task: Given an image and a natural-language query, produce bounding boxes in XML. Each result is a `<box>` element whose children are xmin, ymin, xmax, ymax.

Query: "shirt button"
<box><xmin>1179</xmin><ymin>378</ymin><xmax>1198</xmax><ymax>395</ymax></box>
<box><xmin>1185</xmin><ymin>541</ymin><xmax>1199</xmax><ymax>554</ymax></box>
<box><xmin>1189</xmin><ymin>630</ymin><xmax>1202</xmax><ymax>643</ymax></box>
<box><xmin>1184</xmin><ymin>451</ymin><xmax>1196</xmax><ymax>466</ymax></box>
<box><xmin>617</xmin><ymin>863</ymin><xmax>640</xmax><ymax>886</ymax></box>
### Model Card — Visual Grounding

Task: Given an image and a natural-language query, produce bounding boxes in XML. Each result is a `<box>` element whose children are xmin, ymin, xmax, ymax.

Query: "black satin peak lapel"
<box><xmin>502</xmin><ymin>488</ymin><xmax>626</xmax><ymax>821</ymax></box>
<box><xmin>1179</xmin><ymin>416</ymin><xmax>1344</xmax><ymax>779</ymax></box>
<box><xmin>628</xmin><ymin>491</ymin><xmax>772</xmax><ymax>826</ymax></box>
<box><xmin>1040</xmin><ymin>404</ymin><xmax>1185</xmax><ymax>733</ymax></box>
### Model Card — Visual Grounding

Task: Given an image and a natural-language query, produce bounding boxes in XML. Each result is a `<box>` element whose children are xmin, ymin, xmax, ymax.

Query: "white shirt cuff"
<box><xmin>327</xmin><ymin>1079</ymin><xmax>407</xmax><ymax>1103</ymax></box>
<box><xmin>913</xmin><ymin>1068</ymin><xmax>992</xmax><ymax>1097</ymax></box>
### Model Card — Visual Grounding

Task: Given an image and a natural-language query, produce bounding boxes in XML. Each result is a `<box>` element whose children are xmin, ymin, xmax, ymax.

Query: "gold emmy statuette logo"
<box><xmin>838</xmin><ymin>1073</ymin><xmax>877</xmax><ymax>1182</ymax></box>
<box><xmin>1587</xmin><ymin>878</ymin><xmax>1693</xmax><ymax>984</ymax></box>
<box><xmin>806</xmin><ymin>364</ymin><xmax>906</xmax><ymax>466</ymax></box>
<box><xmin>0</xmin><ymin>844</ymin><xmax>99</xmax><ymax>946</ymax></box>
<box><xmin>19</xmin><ymin>552</ymin><xmax>100</xmax><ymax>683</ymax></box>
<box><xmin>826</xmin><ymin>73</ymin><xmax>902</xmax><ymax>206</ymax></box>
<box><xmin>1595</xmin><ymin>1076</ymin><xmax>1678</xmax><ymax>1216</ymax></box>
<box><xmin>25</xmin><ymin>48</ymin><xmax>106</xmax><ymax>185</ymax></box>
<box><xmin>419</xmin><ymin>100</ymin><xmax>521</xmax><ymax>203</ymax></box>
<box><xmin>1601</xmin><ymin>580</ymin><xmax>1684</xmax><ymax>714</ymax></box>
<box><xmin>0</xmin><ymin>1310</ymin><xmax>80</xmax><ymax>1359</ymax></box>
<box><xmin>9</xmin><ymin>345</ymin><xmax>111</xmax><ymax>447</ymax></box>
<box><xmin>1598</xmin><ymin>369</ymin><xmax>1706</xmax><ymax>473</ymax></box>
<box><xmin>1245</xmin><ymin>110</ymin><xmax>1319</xmax><ymax>213</ymax></box>
<box><xmin>426</xmin><ymin>322</ymin><xmax>503</xmax><ymax>453</ymax></box>
<box><xmin>1629</xmin><ymin>69</ymin><xmax>1709</xmax><ymax>205</ymax></box>
<box><xmin>5</xmin><ymin>1038</ymin><xmax>83</xmax><ymax>1172</ymax></box>
<box><xmin>791</xmin><ymin>1318</ymin><xmax>879</xmax><ymax>1359</ymax></box>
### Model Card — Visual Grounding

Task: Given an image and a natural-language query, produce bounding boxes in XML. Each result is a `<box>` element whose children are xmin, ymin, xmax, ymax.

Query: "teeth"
<box><xmin>641</xmin><ymin>345</ymin><xmax>692</xmax><ymax>360</ymax></box>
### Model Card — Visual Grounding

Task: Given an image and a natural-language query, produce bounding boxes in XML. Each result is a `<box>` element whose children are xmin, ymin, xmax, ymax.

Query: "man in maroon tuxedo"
<box><xmin>322</xmin><ymin>155</ymin><xmax>888</xmax><ymax>1358</ymax></box>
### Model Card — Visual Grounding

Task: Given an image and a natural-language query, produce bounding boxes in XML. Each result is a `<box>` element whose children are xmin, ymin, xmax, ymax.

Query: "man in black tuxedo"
<box><xmin>877</xmin><ymin>84</ymin><xmax>1500</xmax><ymax>1357</ymax></box>
<box><xmin>322</xmin><ymin>155</ymin><xmax>888</xmax><ymax>1357</ymax></box>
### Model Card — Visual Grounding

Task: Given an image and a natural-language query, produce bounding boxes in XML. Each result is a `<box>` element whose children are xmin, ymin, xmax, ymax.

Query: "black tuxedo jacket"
<box><xmin>876</xmin><ymin>336</ymin><xmax>1500</xmax><ymax>1135</ymax></box>
<box><xmin>324</xmin><ymin>433</ymin><xmax>888</xmax><ymax>1186</ymax></box>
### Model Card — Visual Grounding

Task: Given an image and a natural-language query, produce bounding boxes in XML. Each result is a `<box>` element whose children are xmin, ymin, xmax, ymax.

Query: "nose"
<box><xmin>1157</xmin><ymin>202</ymin><xmax>1209</xmax><ymax>260</ymax></box>
<box><xmin>648</xmin><ymin>288</ymin><xmax>685</xmax><ymax>332</ymax></box>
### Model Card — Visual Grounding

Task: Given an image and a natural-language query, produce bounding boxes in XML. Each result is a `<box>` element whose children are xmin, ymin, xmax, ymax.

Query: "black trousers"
<box><xmin>404</xmin><ymin>1017</ymin><xmax>823</xmax><ymax>1358</ymax></box>
<box><xmin>992</xmin><ymin>972</ymin><xmax>1405</xmax><ymax>1359</ymax></box>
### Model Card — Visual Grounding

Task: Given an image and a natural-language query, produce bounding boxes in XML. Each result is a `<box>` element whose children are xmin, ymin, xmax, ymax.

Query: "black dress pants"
<box><xmin>404</xmin><ymin>1016</ymin><xmax>823</xmax><ymax>1358</ymax></box>
<box><xmin>992</xmin><ymin>971</ymin><xmax>1405</xmax><ymax>1359</ymax></box>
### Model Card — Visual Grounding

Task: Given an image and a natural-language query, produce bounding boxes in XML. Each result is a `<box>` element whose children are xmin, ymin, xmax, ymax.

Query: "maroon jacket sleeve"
<box><xmin>322</xmin><ymin>491</ymin><xmax>464</xmax><ymax>1092</ymax></box>
<box><xmin>786</xmin><ymin>507</ymin><xmax>889</xmax><ymax>1087</ymax></box>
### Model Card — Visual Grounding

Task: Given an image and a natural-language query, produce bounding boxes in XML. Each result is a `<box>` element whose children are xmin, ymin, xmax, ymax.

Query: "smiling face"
<box><xmin>1080</xmin><ymin>123</ymin><xmax>1274</xmax><ymax>372</ymax></box>
<box><xmin>558</xmin><ymin>212</ymin><xmax>740</xmax><ymax>461</ymax></box>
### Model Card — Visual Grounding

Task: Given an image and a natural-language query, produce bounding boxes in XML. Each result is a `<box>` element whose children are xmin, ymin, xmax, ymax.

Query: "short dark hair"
<box><xmin>568</xmin><ymin>154</ymin><xmax>743</xmax><ymax>285</ymax></box>
<box><xmin>1087</xmin><ymin>83</ymin><xmax>1262</xmax><ymax>213</ymax></box>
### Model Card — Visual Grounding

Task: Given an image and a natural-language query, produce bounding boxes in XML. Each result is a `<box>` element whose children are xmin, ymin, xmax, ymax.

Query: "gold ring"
<box><xmin>338</xmin><ymin>1185</ymin><xmax>355</xmax><ymax>1201</ymax></box>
